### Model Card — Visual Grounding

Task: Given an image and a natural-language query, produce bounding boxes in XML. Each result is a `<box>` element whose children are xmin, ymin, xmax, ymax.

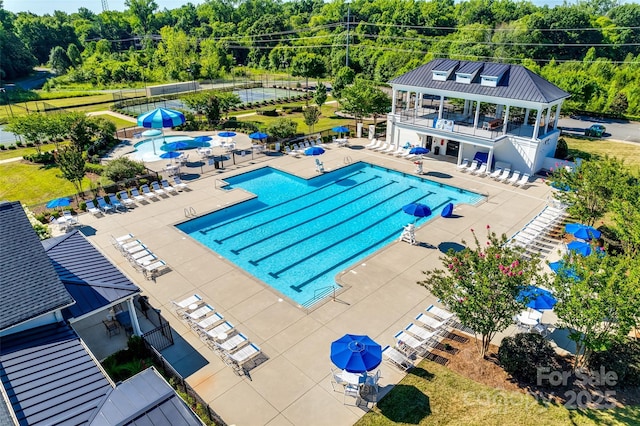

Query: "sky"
<box><xmin>2</xmin><ymin>0</ymin><xmax>206</xmax><ymax>15</ymax></box>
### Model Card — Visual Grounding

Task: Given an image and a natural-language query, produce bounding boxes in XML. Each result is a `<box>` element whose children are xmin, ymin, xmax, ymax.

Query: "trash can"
<box><xmin>434</xmin><ymin>146</ymin><xmax>440</xmax><ymax>155</ymax></box>
<box><xmin>214</xmin><ymin>159</ymin><xmax>220</xmax><ymax>169</ymax></box>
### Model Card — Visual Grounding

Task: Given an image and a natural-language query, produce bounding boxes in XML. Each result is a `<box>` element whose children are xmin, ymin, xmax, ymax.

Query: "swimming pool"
<box><xmin>132</xmin><ymin>135</ymin><xmax>197</xmax><ymax>161</ymax></box>
<box><xmin>176</xmin><ymin>162</ymin><xmax>485</xmax><ymax>307</ymax></box>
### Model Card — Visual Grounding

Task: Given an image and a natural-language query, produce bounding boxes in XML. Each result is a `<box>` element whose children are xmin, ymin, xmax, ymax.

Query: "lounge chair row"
<box><xmin>284</xmin><ymin>138</ymin><xmax>326</xmax><ymax>157</ymax></box>
<box><xmin>457</xmin><ymin>159</ymin><xmax>531</xmax><ymax>187</ymax></box>
<box><xmin>384</xmin><ymin>304</ymin><xmax>456</xmax><ymax>370</ymax></box>
<box><xmin>112</xmin><ymin>233</ymin><xmax>169</xmax><ymax>280</ymax></box>
<box><xmin>86</xmin><ymin>178</ymin><xmax>190</xmax><ymax>217</ymax></box>
<box><xmin>508</xmin><ymin>205</ymin><xmax>568</xmax><ymax>252</ymax></box>
<box><xmin>365</xmin><ymin>139</ymin><xmax>427</xmax><ymax>161</ymax></box>
<box><xmin>171</xmin><ymin>294</ymin><xmax>265</xmax><ymax>375</ymax></box>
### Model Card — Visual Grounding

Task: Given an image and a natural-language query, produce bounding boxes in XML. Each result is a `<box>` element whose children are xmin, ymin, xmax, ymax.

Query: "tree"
<box><xmin>217</xmin><ymin>92</ymin><xmax>242</xmax><ymax>119</ymax></box>
<box><xmin>69</xmin><ymin>115</ymin><xmax>100</xmax><ymax>152</ymax></box>
<box><xmin>290</xmin><ymin>51</ymin><xmax>326</xmax><ymax>88</ymax></box>
<box><xmin>549</xmin><ymin>156</ymin><xmax>632</xmax><ymax>226</ymax></box>
<box><xmin>56</xmin><ymin>147</ymin><xmax>86</xmax><ymax>197</ymax></box>
<box><xmin>303</xmin><ymin>106</ymin><xmax>321</xmax><ymax>133</ymax></box>
<box><xmin>609</xmin><ymin>92</ymin><xmax>628</xmax><ymax>117</ymax></box>
<box><xmin>267</xmin><ymin>118</ymin><xmax>298</xmax><ymax>139</ymax></box>
<box><xmin>67</xmin><ymin>43</ymin><xmax>82</xmax><ymax>68</ymax></box>
<box><xmin>6</xmin><ymin>113</ymin><xmax>48</xmax><ymax>153</ymax></box>
<box><xmin>340</xmin><ymin>79</ymin><xmax>391</xmax><ymax>127</ymax></box>
<box><xmin>49</xmin><ymin>46</ymin><xmax>71</xmax><ymax>74</ymax></box>
<box><xmin>549</xmin><ymin>252</ymin><xmax>640</xmax><ymax>369</ymax></box>
<box><xmin>418</xmin><ymin>227</ymin><xmax>549</xmax><ymax>358</ymax></box>
<box><xmin>125</xmin><ymin>0</ymin><xmax>158</xmax><ymax>35</ymax></box>
<box><xmin>314</xmin><ymin>82</ymin><xmax>327</xmax><ymax>107</ymax></box>
<box><xmin>332</xmin><ymin>66</ymin><xmax>355</xmax><ymax>100</ymax></box>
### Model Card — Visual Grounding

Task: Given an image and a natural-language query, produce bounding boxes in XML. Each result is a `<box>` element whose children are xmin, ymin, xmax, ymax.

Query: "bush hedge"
<box><xmin>588</xmin><ymin>338</ymin><xmax>640</xmax><ymax>387</ymax></box>
<box><xmin>257</xmin><ymin>107</ymin><xmax>278</xmax><ymax>117</ymax></box>
<box><xmin>498</xmin><ymin>332</ymin><xmax>558</xmax><ymax>384</ymax></box>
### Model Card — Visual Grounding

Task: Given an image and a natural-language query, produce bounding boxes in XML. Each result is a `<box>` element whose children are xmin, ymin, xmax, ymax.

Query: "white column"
<box><xmin>391</xmin><ymin>89</ymin><xmax>397</xmax><ymax>114</ymax></box>
<box><xmin>405</xmin><ymin>91</ymin><xmax>410</xmax><ymax>110</ymax></box>
<box><xmin>473</xmin><ymin>101</ymin><xmax>481</xmax><ymax>128</ymax></box>
<box><xmin>438</xmin><ymin>96</ymin><xmax>445</xmax><ymax>119</ymax></box>
<box><xmin>524</xmin><ymin>109</ymin><xmax>530</xmax><ymax>124</ymax></box>
<box><xmin>502</xmin><ymin>105</ymin><xmax>510</xmax><ymax>135</ymax></box>
<box><xmin>415</xmin><ymin>93</ymin><xmax>421</xmax><ymax>111</ymax></box>
<box><xmin>532</xmin><ymin>109</ymin><xmax>542</xmax><ymax>140</ymax></box>
<box><xmin>553</xmin><ymin>103</ymin><xmax>562</xmax><ymax>129</ymax></box>
<box><xmin>463</xmin><ymin>100</ymin><xmax>469</xmax><ymax>116</ymax></box>
<box><xmin>496</xmin><ymin>104</ymin><xmax>503</xmax><ymax>118</ymax></box>
<box><xmin>544</xmin><ymin>106</ymin><xmax>551</xmax><ymax>135</ymax></box>
<box><xmin>127</xmin><ymin>298</ymin><xmax>142</xmax><ymax>336</ymax></box>
<box><xmin>487</xmin><ymin>148</ymin><xmax>494</xmax><ymax>172</ymax></box>
<box><xmin>457</xmin><ymin>142</ymin><xmax>464</xmax><ymax>166</ymax></box>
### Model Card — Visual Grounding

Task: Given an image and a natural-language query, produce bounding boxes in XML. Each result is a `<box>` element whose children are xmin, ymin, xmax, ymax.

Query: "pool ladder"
<box><xmin>343</xmin><ymin>156</ymin><xmax>353</xmax><ymax>164</ymax></box>
<box><xmin>184</xmin><ymin>206</ymin><xmax>196</xmax><ymax>218</ymax></box>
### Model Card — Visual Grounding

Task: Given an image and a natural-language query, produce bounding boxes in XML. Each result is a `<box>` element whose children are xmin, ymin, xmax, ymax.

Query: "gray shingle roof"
<box><xmin>43</xmin><ymin>231</ymin><xmax>140</xmax><ymax>320</ymax></box>
<box><xmin>389</xmin><ymin>59</ymin><xmax>570</xmax><ymax>104</ymax></box>
<box><xmin>90</xmin><ymin>368</ymin><xmax>203</xmax><ymax>426</ymax></box>
<box><xmin>0</xmin><ymin>322</ymin><xmax>113</xmax><ymax>426</ymax></box>
<box><xmin>0</xmin><ymin>201</ymin><xmax>75</xmax><ymax>330</ymax></box>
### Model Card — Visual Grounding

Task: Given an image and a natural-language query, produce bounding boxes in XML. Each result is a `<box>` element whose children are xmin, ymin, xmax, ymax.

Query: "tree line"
<box><xmin>1</xmin><ymin>0</ymin><xmax>639</xmax><ymax>116</ymax></box>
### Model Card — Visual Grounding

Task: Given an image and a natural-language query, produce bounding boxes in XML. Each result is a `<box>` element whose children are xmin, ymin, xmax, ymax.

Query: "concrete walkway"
<box><xmin>77</xmin><ymin>139</ymin><xmax>568</xmax><ymax>426</ymax></box>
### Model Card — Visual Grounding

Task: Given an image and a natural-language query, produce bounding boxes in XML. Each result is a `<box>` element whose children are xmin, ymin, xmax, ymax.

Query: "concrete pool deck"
<box><xmin>79</xmin><ymin>139</ymin><xmax>563</xmax><ymax>426</ymax></box>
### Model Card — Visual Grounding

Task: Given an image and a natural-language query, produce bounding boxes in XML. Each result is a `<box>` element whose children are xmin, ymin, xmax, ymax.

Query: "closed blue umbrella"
<box><xmin>518</xmin><ymin>286</ymin><xmax>557</xmax><ymax>310</ymax></box>
<box><xmin>162</xmin><ymin>141</ymin><xmax>189</xmax><ymax>152</ymax></box>
<box><xmin>249</xmin><ymin>132</ymin><xmax>268</xmax><ymax>140</ymax></box>
<box><xmin>137</xmin><ymin>108</ymin><xmax>186</xmax><ymax>129</ymax></box>
<box><xmin>402</xmin><ymin>202</ymin><xmax>432</xmax><ymax>223</ymax></box>
<box><xmin>409</xmin><ymin>146</ymin><xmax>430</xmax><ymax>155</ymax></box>
<box><xmin>565</xmin><ymin>223</ymin><xmax>601</xmax><ymax>241</ymax></box>
<box><xmin>46</xmin><ymin>197</ymin><xmax>71</xmax><ymax>209</ymax></box>
<box><xmin>330</xmin><ymin>334</ymin><xmax>382</xmax><ymax>373</ymax></box>
<box><xmin>304</xmin><ymin>146</ymin><xmax>325</xmax><ymax>156</ymax></box>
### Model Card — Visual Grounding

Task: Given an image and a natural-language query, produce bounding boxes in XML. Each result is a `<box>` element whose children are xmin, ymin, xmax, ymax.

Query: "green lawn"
<box><xmin>564</xmin><ymin>136</ymin><xmax>640</xmax><ymax>173</ymax></box>
<box><xmin>0</xmin><ymin>142</ymin><xmax>62</xmax><ymax>161</ymax></box>
<box><xmin>356</xmin><ymin>360</ymin><xmax>639</xmax><ymax>426</ymax></box>
<box><xmin>0</xmin><ymin>161</ymin><xmax>93</xmax><ymax>207</ymax></box>
<box><xmin>90</xmin><ymin>113</ymin><xmax>137</xmax><ymax>129</ymax></box>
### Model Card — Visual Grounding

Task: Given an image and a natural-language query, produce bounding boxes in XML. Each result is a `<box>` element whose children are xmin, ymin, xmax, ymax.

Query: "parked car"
<box><xmin>585</xmin><ymin>124</ymin><xmax>606</xmax><ymax>137</ymax></box>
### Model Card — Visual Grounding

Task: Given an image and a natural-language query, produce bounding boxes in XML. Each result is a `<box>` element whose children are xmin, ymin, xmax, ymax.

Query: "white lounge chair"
<box><xmin>394</xmin><ymin>330</ymin><xmax>426</xmax><ymax>356</ymax></box>
<box><xmin>426</xmin><ymin>304</ymin><xmax>455</xmax><ymax>322</ymax></box>
<box><xmin>118</xmin><ymin>191</ymin><xmax>136</xmax><ymax>208</ymax></box>
<box><xmin>219</xmin><ymin>333</ymin><xmax>248</xmax><ymax>352</ymax></box>
<box><xmin>488</xmin><ymin>167</ymin><xmax>503</xmax><ymax>179</ymax></box>
<box><xmin>187</xmin><ymin>304</ymin><xmax>214</xmax><ymax>321</ymax></box>
<box><xmin>151</xmin><ymin>181</ymin><xmax>167</xmax><ymax>196</ymax></box>
<box><xmin>107</xmin><ymin>194</ymin><xmax>127</xmax><ymax>212</ymax></box>
<box><xmin>85</xmin><ymin>200</ymin><xmax>102</xmax><ymax>216</ymax></box>
<box><xmin>172</xmin><ymin>294</ymin><xmax>202</xmax><ymax>311</ymax></box>
<box><xmin>506</xmin><ymin>170</ymin><xmax>521</xmax><ymax>185</ymax></box>
<box><xmin>456</xmin><ymin>158</ymin><xmax>470</xmax><ymax>170</ymax></box>
<box><xmin>173</xmin><ymin>177</ymin><xmax>189</xmax><ymax>190</ymax></box>
<box><xmin>374</xmin><ymin>142</ymin><xmax>390</xmax><ymax>152</ymax></box>
<box><xmin>142</xmin><ymin>259</ymin><xmax>167</xmax><ymax>280</ymax></box>
<box><xmin>495</xmin><ymin>168</ymin><xmax>511</xmax><ymax>182</ymax></box>
<box><xmin>514</xmin><ymin>173</ymin><xmax>531</xmax><ymax>187</ymax></box>
<box><xmin>382</xmin><ymin>345</ymin><xmax>414</xmax><ymax>371</ymax></box>
<box><xmin>161</xmin><ymin>179</ymin><xmax>178</xmax><ymax>194</ymax></box>
<box><xmin>140</xmin><ymin>185</ymin><xmax>158</xmax><ymax>200</ymax></box>
<box><xmin>406</xmin><ymin>323</ymin><xmax>440</xmax><ymax>344</ymax></box>
<box><xmin>62</xmin><ymin>210</ymin><xmax>80</xmax><ymax>227</ymax></box>
<box><xmin>284</xmin><ymin>146</ymin><xmax>300</xmax><ymax>157</ymax></box>
<box><xmin>130</xmin><ymin>188</ymin><xmax>147</xmax><ymax>203</ymax></box>
<box><xmin>112</xmin><ymin>233</ymin><xmax>135</xmax><ymax>248</ymax></box>
<box><xmin>415</xmin><ymin>313</ymin><xmax>448</xmax><ymax>331</ymax></box>
<box><xmin>196</xmin><ymin>312</ymin><xmax>224</xmax><ymax>330</ymax></box>
<box><xmin>382</xmin><ymin>144</ymin><xmax>397</xmax><ymax>154</ymax></box>
<box><xmin>364</xmin><ymin>138</ymin><xmax>378</xmax><ymax>148</ymax></box>
<box><xmin>207</xmin><ymin>321</ymin><xmax>234</xmax><ymax>339</ymax></box>
<box><xmin>461</xmin><ymin>160</ymin><xmax>479</xmax><ymax>173</ymax></box>
<box><xmin>471</xmin><ymin>163</ymin><xmax>487</xmax><ymax>176</ymax></box>
<box><xmin>97</xmin><ymin>197</ymin><xmax>115</xmax><ymax>213</ymax></box>
<box><xmin>228</xmin><ymin>343</ymin><xmax>261</xmax><ymax>368</ymax></box>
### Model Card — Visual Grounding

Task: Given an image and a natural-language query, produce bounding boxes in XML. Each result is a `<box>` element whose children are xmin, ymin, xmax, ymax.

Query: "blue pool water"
<box><xmin>176</xmin><ymin>162</ymin><xmax>485</xmax><ymax>306</ymax></box>
<box><xmin>132</xmin><ymin>135</ymin><xmax>197</xmax><ymax>161</ymax></box>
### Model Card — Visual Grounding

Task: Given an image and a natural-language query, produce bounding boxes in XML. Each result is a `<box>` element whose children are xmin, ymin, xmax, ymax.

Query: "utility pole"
<box><xmin>345</xmin><ymin>4</ymin><xmax>351</xmax><ymax>67</ymax></box>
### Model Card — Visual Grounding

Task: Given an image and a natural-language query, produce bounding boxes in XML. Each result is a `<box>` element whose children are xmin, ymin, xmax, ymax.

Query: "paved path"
<box><xmin>87</xmin><ymin>110</ymin><xmax>137</xmax><ymax>122</ymax></box>
<box><xmin>0</xmin><ymin>156</ymin><xmax>22</xmax><ymax>164</ymax></box>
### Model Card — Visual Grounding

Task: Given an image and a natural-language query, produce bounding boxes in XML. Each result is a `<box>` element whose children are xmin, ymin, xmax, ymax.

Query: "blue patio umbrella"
<box><xmin>403</xmin><ymin>202</ymin><xmax>432</xmax><ymax>223</ymax></box>
<box><xmin>409</xmin><ymin>146</ymin><xmax>430</xmax><ymax>155</ymax></box>
<box><xmin>219</xmin><ymin>131</ymin><xmax>237</xmax><ymax>138</ymax></box>
<box><xmin>304</xmin><ymin>146</ymin><xmax>325</xmax><ymax>156</ymax></box>
<box><xmin>330</xmin><ymin>334</ymin><xmax>382</xmax><ymax>373</ymax></box>
<box><xmin>565</xmin><ymin>223</ymin><xmax>601</xmax><ymax>241</ymax></box>
<box><xmin>549</xmin><ymin>260</ymin><xmax>580</xmax><ymax>280</ymax></box>
<box><xmin>567</xmin><ymin>240</ymin><xmax>595</xmax><ymax>256</ymax></box>
<box><xmin>249</xmin><ymin>132</ymin><xmax>268</xmax><ymax>140</ymax></box>
<box><xmin>160</xmin><ymin>151</ymin><xmax>182</xmax><ymax>160</ymax></box>
<box><xmin>193</xmin><ymin>136</ymin><xmax>212</xmax><ymax>147</ymax></box>
<box><xmin>162</xmin><ymin>141</ymin><xmax>189</xmax><ymax>152</ymax></box>
<box><xmin>46</xmin><ymin>197</ymin><xmax>71</xmax><ymax>209</ymax></box>
<box><xmin>137</xmin><ymin>108</ymin><xmax>186</xmax><ymax>129</ymax></box>
<box><xmin>518</xmin><ymin>286</ymin><xmax>557</xmax><ymax>310</ymax></box>
<box><xmin>141</xmin><ymin>129</ymin><xmax>162</xmax><ymax>137</ymax></box>
<box><xmin>332</xmin><ymin>126</ymin><xmax>349</xmax><ymax>133</ymax></box>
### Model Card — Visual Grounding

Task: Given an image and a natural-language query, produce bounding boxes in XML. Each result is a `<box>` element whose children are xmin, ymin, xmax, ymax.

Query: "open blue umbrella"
<box><xmin>193</xmin><ymin>136</ymin><xmax>212</xmax><ymax>147</ymax></box>
<box><xmin>568</xmin><ymin>240</ymin><xmax>598</xmax><ymax>256</ymax></box>
<box><xmin>160</xmin><ymin>151</ymin><xmax>183</xmax><ymax>160</ymax></box>
<box><xmin>141</xmin><ymin>129</ymin><xmax>162</xmax><ymax>137</ymax></box>
<box><xmin>403</xmin><ymin>202</ymin><xmax>432</xmax><ymax>223</ymax></box>
<box><xmin>549</xmin><ymin>260</ymin><xmax>580</xmax><ymax>280</ymax></box>
<box><xmin>137</xmin><ymin>108</ymin><xmax>186</xmax><ymax>129</ymax></box>
<box><xmin>249</xmin><ymin>132</ymin><xmax>268</xmax><ymax>140</ymax></box>
<box><xmin>330</xmin><ymin>334</ymin><xmax>382</xmax><ymax>373</ymax></box>
<box><xmin>304</xmin><ymin>146</ymin><xmax>325</xmax><ymax>156</ymax></box>
<box><xmin>565</xmin><ymin>223</ymin><xmax>601</xmax><ymax>241</ymax></box>
<box><xmin>219</xmin><ymin>131</ymin><xmax>237</xmax><ymax>138</ymax></box>
<box><xmin>162</xmin><ymin>141</ymin><xmax>189</xmax><ymax>152</ymax></box>
<box><xmin>409</xmin><ymin>146</ymin><xmax>430</xmax><ymax>155</ymax></box>
<box><xmin>46</xmin><ymin>197</ymin><xmax>71</xmax><ymax>209</ymax></box>
<box><xmin>518</xmin><ymin>286</ymin><xmax>557</xmax><ymax>310</ymax></box>
<box><xmin>332</xmin><ymin>126</ymin><xmax>349</xmax><ymax>133</ymax></box>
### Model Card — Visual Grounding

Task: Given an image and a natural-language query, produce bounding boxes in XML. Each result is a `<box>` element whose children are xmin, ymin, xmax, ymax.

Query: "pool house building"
<box><xmin>386</xmin><ymin>59</ymin><xmax>570</xmax><ymax>174</ymax></box>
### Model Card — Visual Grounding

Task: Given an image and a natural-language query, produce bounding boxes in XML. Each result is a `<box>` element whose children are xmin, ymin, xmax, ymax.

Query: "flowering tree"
<box><xmin>418</xmin><ymin>226</ymin><xmax>549</xmax><ymax>358</ymax></box>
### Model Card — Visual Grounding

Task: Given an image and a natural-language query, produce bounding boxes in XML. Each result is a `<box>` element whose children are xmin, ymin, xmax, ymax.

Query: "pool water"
<box><xmin>132</xmin><ymin>135</ymin><xmax>197</xmax><ymax>161</ymax></box>
<box><xmin>176</xmin><ymin>162</ymin><xmax>485</xmax><ymax>307</ymax></box>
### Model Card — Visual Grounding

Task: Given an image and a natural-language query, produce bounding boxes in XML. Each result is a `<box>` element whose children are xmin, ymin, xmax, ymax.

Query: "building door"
<box><xmin>445</xmin><ymin>140</ymin><xmax>459</xmax><ymax>157</ymax></box>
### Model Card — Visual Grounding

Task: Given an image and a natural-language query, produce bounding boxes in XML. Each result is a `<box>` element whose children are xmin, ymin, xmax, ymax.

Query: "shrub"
<box><xmin>498</xmin><ymin>332</ymin><xmax>557</xmax><ymax>384</ymax></box>
<box><xmin>555</xmin><ymin>137</ymin><xmax>568</xmax><ymax>159</ymax></box>
<box><xmin>282</xmin><ymin>105</ymin><xmax>303</xmax><ymax>113</ymax></box>
<box><xmin>85</xmin><ymin>162</ymin><xmax>105</xmax><ymax>175</ymax></box>
<box><xmin>257</xmin><ymin>107</ymin><xmax>278</xmax><ymax>117</ymax></box>
<box><xmin>588</xmin><ymin>338</ymin><xmax>640</xmax><ymax>387</ymax></box>
<box><xmin>15</xmin><ymin>141</ymin><xmax>23</xmax><ymax>147</ymax></box>
<box><xmin>103</xmin><ymin>157</ymin><xmax>145</xmax><ymax>182</ymax></box>
<box><xmin>8</xmin><ymin>145</ymin><xmax>16</xmax><ymax>150</ymax></box>
<box><xmin>24</xmin><ymin>151</ymin><xmax>55</xmax><ymax>164</ymax></box>
<box><xmin>0</xmin><ymin>144</ymin><xmax>5</xmax><ymax>150</ymax></box>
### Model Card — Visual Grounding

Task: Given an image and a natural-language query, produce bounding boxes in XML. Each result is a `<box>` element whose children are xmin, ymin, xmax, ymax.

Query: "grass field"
<box><xmin>355</xmin><ymin>360</ymin><xmax>639</xmax><ymax>426</ymax></box>
<box><xmin>563</xmin><ymin>136</ymin><xmax>640</xmax><ymax>173</ymax></box>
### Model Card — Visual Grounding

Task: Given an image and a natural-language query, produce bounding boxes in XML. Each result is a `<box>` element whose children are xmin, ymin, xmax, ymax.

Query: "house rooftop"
<box><xmin>0</xmin><ymin>201</ymin><xmax>75</xmax><ymax>330</ymax></box>
<box><xmin>43</xmin><ymin>230</ymin><xmax>140</xmax><ymax>320</ymax></box>
<box><xmin>389</xmin><ymin>59</ymin><xmax>570</xmax><ymax>104</ymax></box>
